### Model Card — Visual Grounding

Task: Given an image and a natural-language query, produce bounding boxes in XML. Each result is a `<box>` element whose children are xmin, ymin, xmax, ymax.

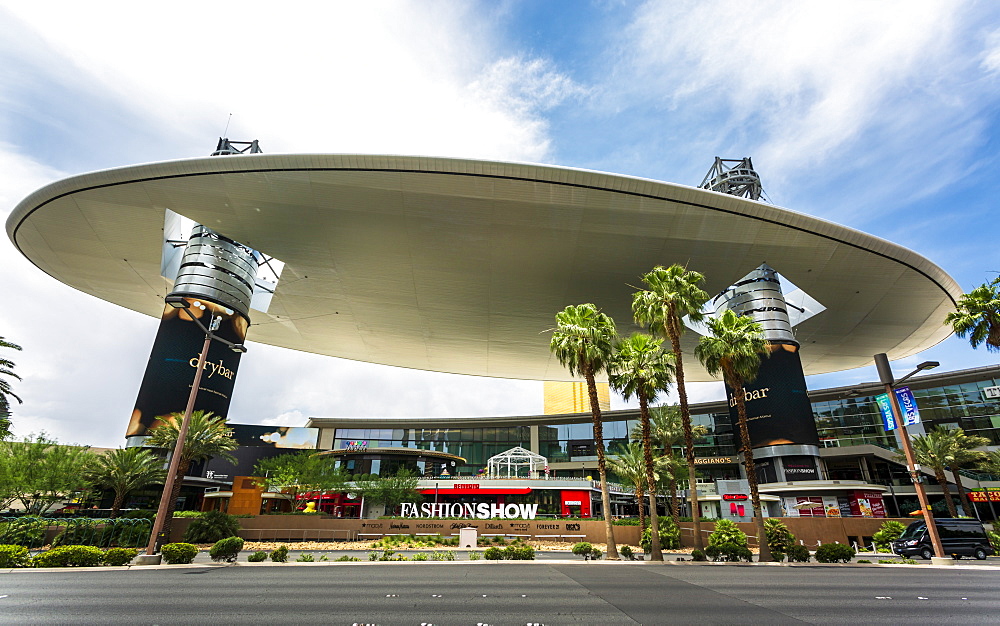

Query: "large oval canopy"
<box><xmin>7</xmin><ymin>154</ymin><xmax>961</xmax><ymax>382</ymax></box>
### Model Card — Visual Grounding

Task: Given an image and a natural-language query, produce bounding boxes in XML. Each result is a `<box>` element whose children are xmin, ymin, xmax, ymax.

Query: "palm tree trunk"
<box><xmin>668</xmin><ymin>471</ymin><xmax>680</xmax><ymax>529</ymax></box>
<box><xmin>160</xmin><ymin>458</ymin><xmax>191</xmax><ymax>541</ymax></box>
<box><xmin>731</xmin><ymin>373</ymin><xmax>772</xmax><ymax>562</ymax></box>
<box><xmin>639</xmin><ymin>392</ymin><xmax>663</xmax><ymax>561</ymax></box>
<box><xmin>668</xmin><ymin>313</ymin><xmax>702</xmax><ymax>550</ymax></box>
<box><xmin>111</xmin><ymin>491</ymin><xmax>124</xmax><ymax>520</ymax></box>
<box><xmin>935</xmin><ymin>469</ymin><xmax>958</xmax><ymax>518</ymax></box>
<box><xmin>585</xmin><ymin>364</ymin><xmax>619</xmax><ymax>560</ymax></box>
<box><xmin>636</xmin><ymin>484</ymin><xmax>646</xmax><ymax>533</ymax></box>
<box><xmin>950</xmin><ymin>464</ymin><xmax>972</xmax><ymax>516</ymax></box>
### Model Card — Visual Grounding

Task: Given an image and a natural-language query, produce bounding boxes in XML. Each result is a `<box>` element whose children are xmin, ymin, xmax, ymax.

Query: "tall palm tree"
<box><xmin>695</xmin><ymin>309</ymin><xmax>772</xmax><ymax>561</ymax></box>
<box><xmin>608</xmin><ymin>442</ymin><xmax>649</xmax><ymax>532</ymax></box>
<box><xmin>609</xmin><ymin>332</ymin><xmax>675</xmax><ymax>561</ymax></box>
<box><xmin>0</xmin><ymin>336</ymin><xmax>22</xmax><ymax>439</ymax></box>
<box><xmin>632</xmin><ymin>264</ymin><xmax>709</xmax><ymax>549</ymax></box>
<box><xmin>633</xmin><ymin>404</ymin><xmax>708</xmax><ymax>529</ymax></box>
<box><xmin>945</xmin><ymin>277</ymin><xmax>1000</xmax><ymax>352</ymax></box>
<box><xmin>942</xmin><ymin>428</ymin><xmax>989</xmax><ymax>516</ymax></box>
<box><xmin>550</xmin><ymin>303</ymin><xmax>620</xmax><ymax>559</ymax></box>
<box><xmin>145</xmin><ymin>410</ymin><xmax>238</xmax><ymax>537</ymax></box>
<box><xmin>86</xmin><ymin>447</ymin><xmax>167</xmax><ymax>518</ymax></box>
<box><xmin>908</xmin><ymin>429</ymin><xmax>959</xmax><ymax>518</ymax></box>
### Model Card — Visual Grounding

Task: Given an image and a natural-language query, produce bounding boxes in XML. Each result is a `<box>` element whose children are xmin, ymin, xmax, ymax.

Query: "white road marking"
<box><xmin>875</xmin><ymin>597</ymin><xmax>892</xmax><ymax>600</ymax></box>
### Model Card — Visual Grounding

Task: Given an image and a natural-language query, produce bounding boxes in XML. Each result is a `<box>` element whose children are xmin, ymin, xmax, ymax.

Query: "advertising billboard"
<box><xmin>724</xmin><ymin>344</ymin><xmax>820</xmax><ymax>449</ymax></box>
<box><xmin>127</xmin><ymin>299</ymin><xmax>248</xmax><ymax>437</ymax></box>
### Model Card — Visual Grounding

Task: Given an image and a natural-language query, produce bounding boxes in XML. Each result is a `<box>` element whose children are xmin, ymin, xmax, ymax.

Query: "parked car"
<box><xmin>891</xmin><ymin>518</ymin><xmax>994</xmax><ymax>560</ymax></box>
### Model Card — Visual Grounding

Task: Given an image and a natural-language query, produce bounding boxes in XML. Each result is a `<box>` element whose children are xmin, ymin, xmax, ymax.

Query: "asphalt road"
<box><xmin>2</xmin><ymin>562</ymin><xmax>999</xmax><ymax>624</ymax></box>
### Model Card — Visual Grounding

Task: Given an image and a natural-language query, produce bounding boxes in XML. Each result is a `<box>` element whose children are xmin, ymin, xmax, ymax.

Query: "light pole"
<box><xmin>145</xmin><ymin>297</ymin><xmax>246</xmax><ymax>556</ymax></box>
<box><xmin>874</xmin><ymin>353</ymin><xmax>945</xmax><ymax>560</ymax></box>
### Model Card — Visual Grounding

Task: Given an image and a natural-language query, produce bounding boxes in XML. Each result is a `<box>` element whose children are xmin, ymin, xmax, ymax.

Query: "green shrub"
<box><xmin>103</xmin><ymin>547</ymin><xmax>139</xmax><ymax>566</ymax></box>
<box><xmin>877</xmin><ymin>558</ymin><xmax>916</xmax><ymax>564</ymax></box>
<box><xmin>786</xmin><ymin>545</ymin><xmax>811</xmax><ymax>563</ymax></box>
<box><xmin>247</xmin><ymin>551</ymin><xmax>268</xmax><ymax>562</ymax></box>
<box><xmin>161</xmin><ymin>542</ymin><xmax>199</xmax><ymax>564</ymax></box>
<box><xmin>502</xmin><ymin>544</ymin><xmax>535</xmax><ymax>560</ymax></box>
<box><xmin>483</xmin><ymin>546</ymin><xmax>504</xmax><ymax>560</ymax></box>
<box><xmin>32</xmin><ymin>545</ymin><xmax>104</xmax><ymax>567</ymax></box>
<box><xmin>0</xmin><ymin>517</ymin><xmax>48</xmax><ymax>547</ymax></box>
<box><xmin>368</xmin><ymin>551</ymin><xmax>379</xmax><ymax>561</ymax></box>
<box><xmin>815</xmin><ymin>543</ymin><xmax>855</xmax><ymax>563</ymax></box>
<box><xmin>571</xmin><ymin>542</ymin><xmax>594</xmax><ymax>557</ymax></box>
<box><xmin>209</xmin><ymin>536</ymin><xmax>244</xmax><ymax>563</ymax></box>
<box><xmin>691</xmin><ymin>548</ymin><xmax>707</xmax><ymax>562</ymax></box>
<box><xmin>270</xmin><ymin>545</ymin><xmax>289</xmax><ymax>563</ymax></box>
<box><xmin>468</xmin><ymin>551</ymin><xmax>481</xmax><ymax>561</ymax></box>
<box><xmin>411</xmin><ymin>552</ymin><xmax>429</xmax><ymax>561</ymax></box>
<box><xmin>183</xmin><ymin>511</ymin><xmax>242</xmax><ymax>544</ymax></box>
<box><xmin>335</xmin><ymin>555</ymin><xmax>360</xmax><ymax>562</ymax></box>
<box><xmin>764</xmin><ymin>519</ymin><xmax>795</xmax><ymax>556</ymax></box>
<box><xmin>771</xmin><ymin>551</ymin><xmax>786</xmax><ymax>562</ymax></box>
<box><xmin>704</xmin><ymin>543</ymin><xmax>753</xmax><ymax>562</ymax></box>
<box><xmin>987</xmin><ymin>531</ymin><xmax>1000</xmax><ymax>553</ymax></box>
<box><xmin>619</xmin><ymin>545</ymin><xmax>634</xmax><ymax>560</ymax></box>
<box><xmin>0</xmin><ymin>544</ymin><xmax>30</xmax><ymax>567</ymax></box>
<box><xmin>872</xmin><ymin>521</ymin><xmax>907</xmax><ymax>553</ymax></box>
<box><xmin>708</xmin><ymin>520</ymin><xmax>748</xmax><ymax>548</ymax></box>
<box><xmin>172</xmin><ymin>511</ymin><xmax>203</xmax><ymax>518</ymax></box>
<box><xmin>641</xmin><ymin>518</ymin><xmax>681</xmax><ymax>551</ymax></box>
<box><xmin>296</xmin><ymin>553</ymin><xmax>314</xmax><ymax>562</ymax></box>
<box><xmin>857</xmin><ymin>559</ymin><xmax>872</xmax><ymax>564</ymax></box>
<box><xmin>431</xmin><ymin>550</ymin><xmax>456</xmax><ymax>561</ymax></box>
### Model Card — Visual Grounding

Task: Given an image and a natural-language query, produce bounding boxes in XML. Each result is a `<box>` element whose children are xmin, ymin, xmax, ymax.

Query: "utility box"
<box><xmin>459</xmin><ymin>527</ymin><xmax>478</xmax><ymax>548</ymax></box>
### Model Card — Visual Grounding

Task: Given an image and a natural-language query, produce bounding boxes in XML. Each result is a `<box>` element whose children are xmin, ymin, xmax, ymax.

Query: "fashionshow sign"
<box><xmin>399</xmin><ymin>502</ymin><xmax>539</xmax><ymax>519</ymax></box>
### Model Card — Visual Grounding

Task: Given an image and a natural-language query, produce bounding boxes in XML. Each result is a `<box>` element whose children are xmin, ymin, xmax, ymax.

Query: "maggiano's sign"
<box><xmin>400</xmin><ymin>502</ymin><xmax>539</xmax><ymax>519</ymax></box>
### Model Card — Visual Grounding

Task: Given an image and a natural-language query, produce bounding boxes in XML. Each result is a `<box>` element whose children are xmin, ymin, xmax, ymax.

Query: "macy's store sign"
<box><xmin>400</xmin><ymin>502</ymin><xmax>539</xmax><ymax>520</ymax></box>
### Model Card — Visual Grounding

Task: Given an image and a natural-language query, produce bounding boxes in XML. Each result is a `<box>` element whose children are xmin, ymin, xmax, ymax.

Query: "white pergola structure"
<box><xmin>487</xmin><ymin>446</ymin><xmax>548</xmax><ymax>479</ymax></box>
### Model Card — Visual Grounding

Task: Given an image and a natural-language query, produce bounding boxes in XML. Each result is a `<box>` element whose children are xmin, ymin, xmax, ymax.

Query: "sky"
<box><xmin>1</xmin><ymin>1</ymin><xmax>999</xmax><ymax>448</ymax></box>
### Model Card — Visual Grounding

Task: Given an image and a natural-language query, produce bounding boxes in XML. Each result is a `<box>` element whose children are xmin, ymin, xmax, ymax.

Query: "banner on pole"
<box><xmin>875</xmin><ymin>393</ymin><xmax>897</xmax><ymax>431</ymax></box>
<box><xmin>894</xmin><ymin>386</ymin><xmax>921</xmax><ymax>426</ymax></box>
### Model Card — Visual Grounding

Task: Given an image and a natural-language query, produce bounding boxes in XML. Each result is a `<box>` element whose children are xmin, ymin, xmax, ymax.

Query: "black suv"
<box><xmin>891</xmin><ymin>518</ymin><xmax>994</xmax><ymax>560</ymax></box>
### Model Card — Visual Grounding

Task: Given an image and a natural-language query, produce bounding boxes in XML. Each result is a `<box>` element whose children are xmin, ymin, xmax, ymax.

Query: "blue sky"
<box><xmin>1</xmin><ymin>1</ymin><xmax>999</xmax><ymax>447</ymax></box>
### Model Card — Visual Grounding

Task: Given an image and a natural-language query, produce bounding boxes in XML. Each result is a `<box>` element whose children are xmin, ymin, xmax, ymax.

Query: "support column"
<box><xmin>126</xmin><ymin>226</ymin><xmax>258</xmax><ymax>443</ymax></box>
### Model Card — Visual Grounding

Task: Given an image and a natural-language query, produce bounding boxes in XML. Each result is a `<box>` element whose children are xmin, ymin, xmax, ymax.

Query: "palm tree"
<box><xmin>86</xmin><ymin>447</ymin><xmax>167</xmax><ymax>518</ymax></box>
<box><xmin>608</xmin><ymin>332</ymin><xmax>675</xmax><ymax>561</ymax></box>
<box><xmin>981</xmin><ymin>450</ymin><xmax>1000</xmax><ymax>475</ymax></box>
<box><xmin>908</xmin><ymin>429</ymin><xmax>960</xmax><ymax>518</ymax></box>
<box><xmin>632</xmin><ymin>264</ymin><xmax>709</xmax><ymax>549</ymax></box>
<box><xmin>608</xmin><ymin>442</ymin><xmax>648</xmax><ymax>533</ymax></box>
<box><xmin>945</xmin><ymin>277</ymin><xmax>1000</xmax><ymax>351</ymax></box>
<box><xmin>695</xmin><ymin>309</ymin><xmax>772</xmax><ymax>561</ymax></box>
<box><xmin>633</xmin><ymin>404</ymin><xmax>708</xmax><ymax>529</ymax></box>
<box><xmin>942</xmin><ymin>428</ymin><xmax>989</xmax><ymax>516</ymax></box>
<box><xmin>550</xmin><ymin>303</ymin><xmax>620</xmax><ymax>559</ymax></box>
<box><xmin>145</xmin><ymin>410</ymin><xmax>238</xmax><ymax>537</ymax></box>
<box><xmin>0</xmin><ymin>336</ymin><xmax>22</xmax><ymax>438</ymax></box>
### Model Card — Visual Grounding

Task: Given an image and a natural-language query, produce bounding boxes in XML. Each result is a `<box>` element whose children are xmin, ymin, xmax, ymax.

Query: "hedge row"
<box><xmin>0</xmin><ymin>544</ymin><xmax>140</xmax><ymax>568</ymax></box>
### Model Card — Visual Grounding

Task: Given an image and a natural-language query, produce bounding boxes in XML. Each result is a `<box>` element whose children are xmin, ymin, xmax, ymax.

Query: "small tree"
<box><xmin>764</xmin><ymin>518</ymin><xmax>795</xmax><ymax>559</ymax></box>
<box><xmin>254</xmin><ymin>450</ymin><xmax>349</xmax><ymax>511</ymax></box>
<box><xmin>945</xmin><ymin>277</ymin><xmax>1000</xmax><ymax>352</ymax></box>
<box><xmin>0</xmin><ymin>433</ymin><xmax>92</xmax><ymax>514</ymax></box>
<box><xmin>872</xmin><ymin>520</ymin><xmax>907</xmax><ymax>552</ymax></box>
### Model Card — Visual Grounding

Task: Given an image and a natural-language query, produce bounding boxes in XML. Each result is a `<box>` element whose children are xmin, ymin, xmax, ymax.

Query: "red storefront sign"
<box><xmin>560</xmin><ymin>490</ymin><xmax>591</xmax><ymax>518</ymax></box>
<box><xmin>969</xmin><ymin>490</ymin><xmax>1000</xmax><ymax>502</ymax></box>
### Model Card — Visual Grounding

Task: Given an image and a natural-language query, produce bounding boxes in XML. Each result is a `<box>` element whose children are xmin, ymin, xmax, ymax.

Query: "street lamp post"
<box><xmin>874</xmin><ymin>353</ymin><xmax>945</xmax><ymax>560</ymax></box>
<box><xmin>145</xmin><ymin>297</ymin><xmax>246</xmax><ymax>557</ymax></box>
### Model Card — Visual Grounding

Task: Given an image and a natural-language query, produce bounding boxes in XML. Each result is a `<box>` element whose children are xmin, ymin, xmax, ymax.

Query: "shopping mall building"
<box><xmin>8</xmin><ymin>146</ymin><xmax>998</xmax><ymax>524</ymax></box>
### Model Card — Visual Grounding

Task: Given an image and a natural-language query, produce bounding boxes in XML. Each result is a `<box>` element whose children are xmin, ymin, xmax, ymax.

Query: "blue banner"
<box><xmin>895</xmin><ymin>386</ymin><xmax>921</xmax><ymax>426</ymax></box>
<box><xmin>875</xmin><ymin>393</ymin><xmax>897</xmax><ymax>431</ymax></box>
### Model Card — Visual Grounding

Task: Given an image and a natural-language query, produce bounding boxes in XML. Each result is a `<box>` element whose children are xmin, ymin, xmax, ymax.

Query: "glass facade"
<box><xmin>327</xmin><ymin>371</ymin><xmax>1000</xmax><ymax>477</ymax></box>
<box><xmin>333</xmin><ymin>427</ymin><xmax>530</xmax><ymax>475</ymax></box>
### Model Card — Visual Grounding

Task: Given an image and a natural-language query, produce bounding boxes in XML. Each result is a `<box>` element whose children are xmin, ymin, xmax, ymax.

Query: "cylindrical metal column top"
<box><xmin>168</xmin><ymin>225</ymin><xmax>258</xmax><ymax>319</ymax></box>
<box><xmin>713</xmin><ymin>263</ymin><xmax>796</xmax><ymax>345</ymax></box>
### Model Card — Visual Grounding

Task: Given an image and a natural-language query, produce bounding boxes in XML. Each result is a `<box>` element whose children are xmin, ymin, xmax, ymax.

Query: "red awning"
<box><xmin>417</xmin><ymin>488</ymin><xmax>532</xmax><ymax>495</ymax></box>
